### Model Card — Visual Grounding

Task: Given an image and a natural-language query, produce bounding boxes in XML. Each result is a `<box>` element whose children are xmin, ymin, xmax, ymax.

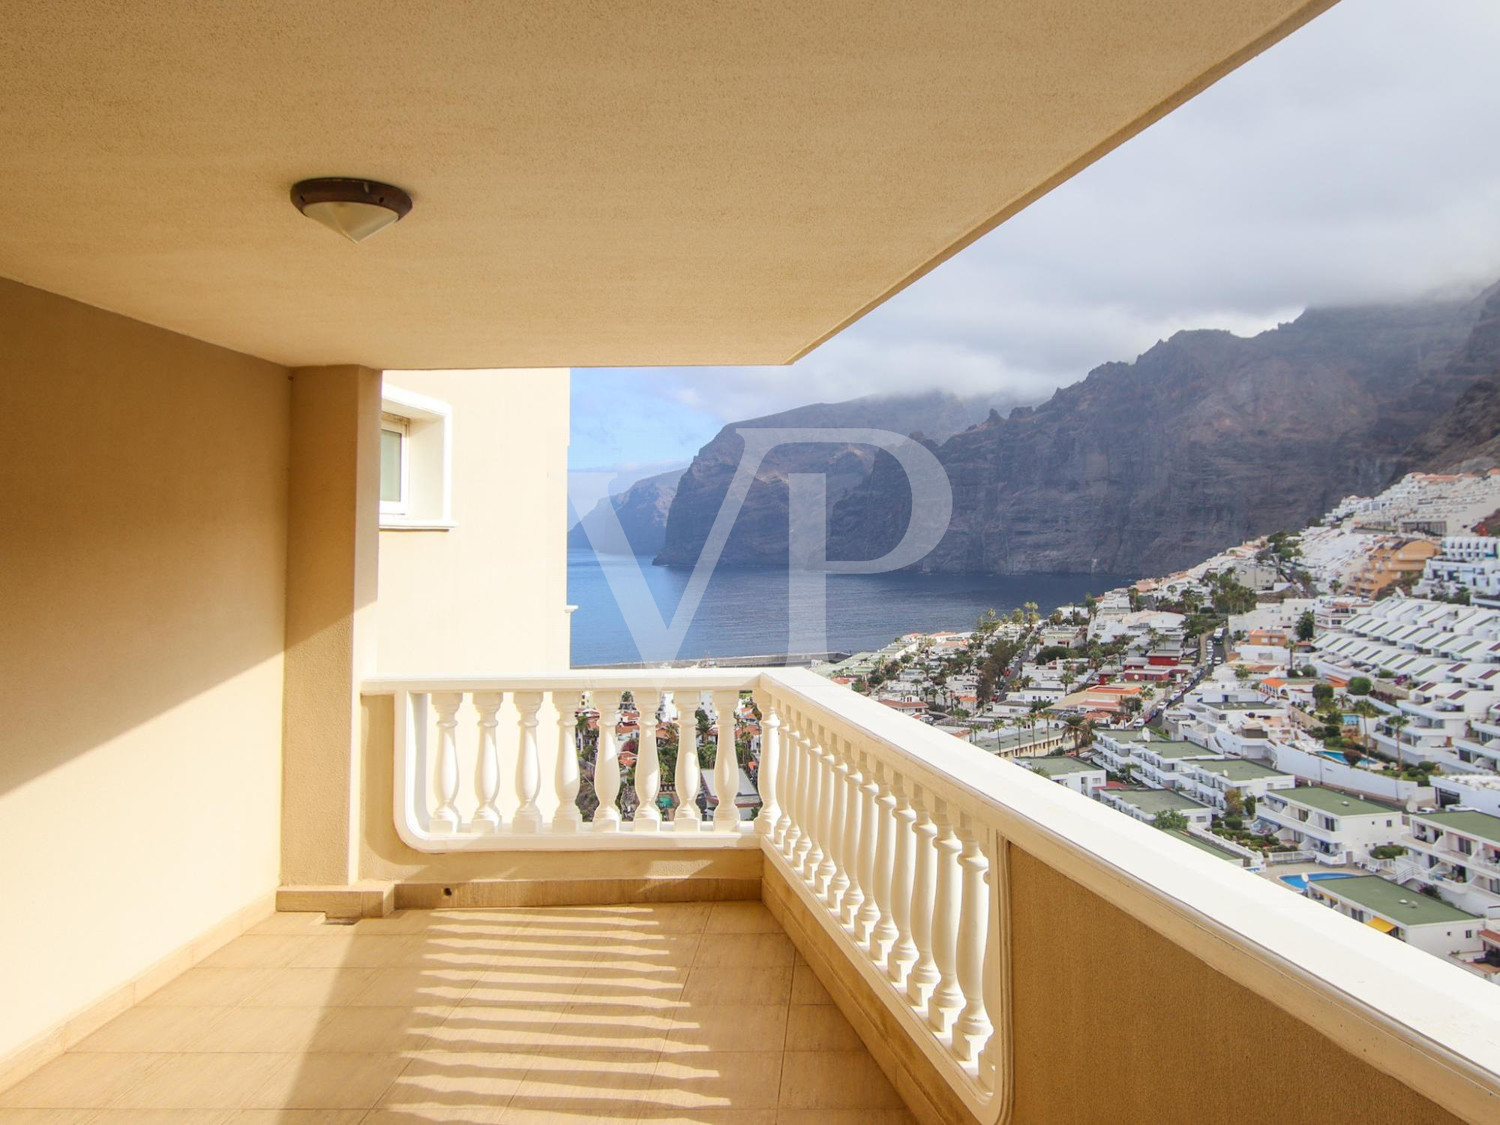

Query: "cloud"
<box><xmin>574</xmin><ymin>0</ymin><xmax>1500</xmax><ymax>472</ymax></box>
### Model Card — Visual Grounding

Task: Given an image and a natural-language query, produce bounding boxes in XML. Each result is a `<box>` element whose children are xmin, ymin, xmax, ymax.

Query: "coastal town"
<box><xmin>806</xmin><ymin>469</ymin><xmax>1500</xmax><ymax>983</ymax></box>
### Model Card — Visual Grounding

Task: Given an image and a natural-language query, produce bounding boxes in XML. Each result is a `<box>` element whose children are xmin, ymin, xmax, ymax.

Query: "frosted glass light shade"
<box><xmin>301</xmin><ymin>199</ymin><xmax>403</xmax><ymax>243</ymax></box>
<box><xmin>290</xmin><ymin>178</ymin><xmax>413</xmax><ymax>243</ymax></box>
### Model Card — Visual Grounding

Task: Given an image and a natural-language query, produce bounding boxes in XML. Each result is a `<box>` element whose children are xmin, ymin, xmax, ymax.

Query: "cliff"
<box><xmin>568</xmin><ymin>467</ymin><xmax>684</xmax><ymax>556</ymax></box>
<box><xmin>1400</xmin><ymin>283</ymin><xmax>1500</xmax><ymax>473</ymax></box>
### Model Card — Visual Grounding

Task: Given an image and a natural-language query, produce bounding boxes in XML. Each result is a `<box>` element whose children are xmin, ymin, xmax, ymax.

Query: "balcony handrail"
<box><xmin>757</xmin><ymin>668</ymin><xmax>1500</xmax><ymax>1125</ymax></box>
<box><xmin>363</xmin><ymin>666</ymin><xmax>1500</xmax><ymax>1124</ymax></box>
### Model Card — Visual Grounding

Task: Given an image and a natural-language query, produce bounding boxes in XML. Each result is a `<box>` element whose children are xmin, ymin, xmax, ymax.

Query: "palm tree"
<box><xmin>1026</xmin><ymin>698</ymin><xmax>1049</xmax><ymax>745</ymax></box>
<box><xmin>1063</xmin><ymin>714</ymin><xmax>1084</xmax><ymax>751</ymax></box>
<box><xmin>1351</xmin><ymin>699</ymin><xmax>1380</xmax><ymax>749</ymax></box>
<box><xmin>1387</xmin><ymin>714</ymin><xmax>1411</xmax><ymax>772</ymax></box>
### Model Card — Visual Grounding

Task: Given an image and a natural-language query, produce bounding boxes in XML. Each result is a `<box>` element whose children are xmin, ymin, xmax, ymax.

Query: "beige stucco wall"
<box><xmin>375</xmin><ymin>368</ymin><xmax>572</xmax><ymax>676</ymax></box>
<box><xmin>0</xmin><ymin>278</ymin><xmax>290</xmax><ymax>1063</ymax></box>
<box><xmin>280</xmin><ymin>366</ymin><xmax>382</xmax><ymax>887</ymax></box>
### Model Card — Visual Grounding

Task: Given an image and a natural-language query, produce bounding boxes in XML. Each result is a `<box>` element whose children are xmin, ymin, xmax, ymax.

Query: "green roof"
<box><xmin>1282</xmin><ymin>787</ymin><xmax>1397</xmax><ymax>817</ymax></box>
<box><xmin>1138</xmin><ymin>741</ymin><xmax>1219</xmax><ymax>760</ymax></box>
<box><xmin>1169</xmin><ymin>830</ymin><xmax>1243</xmax><ymax>863</ymax></box>
<box><xmin>1311</xmin><ymin>875</ymin><xmax>1478</xmax><ymax>925</ymax></box>
<box><xmin>1108</xmin><ymin>788</ymin><xmax>1208</xmax><ymax>815</ymax></box>
<box><xmin>1192</xmin><ymin>760</ymin><xmax>1291</xmax><ymax>782</ymax></box>
<box><xmin>1414</xmin><ymin>810</ymin><xmax>1500</xmax><ymax>846</ymax></box>
<box><xmin>1026</xmin><ymin>756</ymin><xmax>1102</xmax><ymax>778</ymax></box>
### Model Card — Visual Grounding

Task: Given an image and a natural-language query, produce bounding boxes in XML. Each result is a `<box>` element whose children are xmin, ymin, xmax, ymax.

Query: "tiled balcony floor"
<box><xmin>0</xmin><ymin>901</ymin><xmax>914</xmax><ymax>1124</ymax></box>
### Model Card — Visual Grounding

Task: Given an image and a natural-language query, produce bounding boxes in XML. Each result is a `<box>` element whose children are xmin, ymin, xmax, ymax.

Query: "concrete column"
<box><xmin>280</xmin><ymin>365</ymin><xmax>381</xmax><ymax>886</ymax></box>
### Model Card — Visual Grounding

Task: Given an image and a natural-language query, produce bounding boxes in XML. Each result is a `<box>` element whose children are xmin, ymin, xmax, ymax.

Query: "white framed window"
<box><xmin>380</xmin><ymin>413</ymin><xmax>410</xmax><ymax>516</ymax></box>
<box><xmin>379</xmin><ymin>384</ymin><xmax>454</xmax><ymax>530</ymax></box>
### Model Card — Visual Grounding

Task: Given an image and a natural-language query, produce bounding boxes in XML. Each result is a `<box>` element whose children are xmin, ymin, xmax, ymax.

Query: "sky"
<box><xmin>570</xmin><ymin>0</ymin><xmax>1500</xmax><ymax>483</ymax></box>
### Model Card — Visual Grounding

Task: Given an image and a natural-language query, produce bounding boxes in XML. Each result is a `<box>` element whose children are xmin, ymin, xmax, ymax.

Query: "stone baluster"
<box><xmin>780</xmin><ymin>714</ymin><xmax>804</xmax><ymax>852</ymax></box>
<box><xmin>673</xmin><ymin>692</ymin><xmax>702</xmax><ymax>831</ymax></box>
<box><xmin>635</xmin><ymin>689</ymin><xmax>662</xmax><ymax>830</ymax></box>
<box><xmin>471</xmin><ymin>691</ymin><xmax>504</xmax><ymax>832</ymax></box>
<box><xmin>906</xmin><ymin>789</ymin><xmax>940</xmax><ymax>1006</ymax></box>
<box><xmin>430</xmin><ymin>692</ymin><xmax>463</xmax><ymax>833</ymax></box>
<box><xmin>869</xmin><ymin>763</ymin><xmax>899</xmax><ymax>962</ymax></box>
<box><xmin>595</xmin><ymin>695</ymin><xmax>623</xmax><ymax>830</ymax></box>
<box><xmin>512</xmin><ymin>692</ymin><xmax>544</xmax><ymax>833</ymax></box>
<box><xmin>814</xmin><ymin>727</ymin><xmax>840</xmax><ymax>899</ymax></box>
<box><xmin>886</xmin><ymin>778</ymin><xmax>918</xmax><ymax>986</ymax></box>
<box><xmin>838</xmin><ymin>744</ymin><xmax>866</xmax><ymax>928</ymax></box>
<box><xmin>754</xmin><ymin>699</ymin><xmax>781</xmax><ymax>839</ymax></box>
<box><xmin>794</xmin><ymin>719</ymin><xmax>822</xmax><ymax>880</ymax></box>
<box><xmin>853</xmin><ymin>752</ymin><xmax>882</xmax><ymax>944</ymax></box>
<box><xmin>552</xmin><ymin>692</ymin><xmax>583</xmax><ymax>831</ymax></box>
<box><xmin>823</xmin><ymin>738</ymin><xmax>850</xmax><ymax>911</ymax></box>
<box><xmin>980</xmin><ymin>849</ymin><xmax>1004</xmax><ymax>1094</ymax></box>
<box><xmin>713</xmin><ymin>690</ymin><xmax>741</xmax><ymax>829</ymax></box>
<box><xmin>952</xmin><ymin>819</ymin><xmax>993</xmax><ymax>1065</ymax></box>
<box><xmin>926</xmin><ymin>805</ymin><xmax>964</xmax><ymax>1034</ymax></box>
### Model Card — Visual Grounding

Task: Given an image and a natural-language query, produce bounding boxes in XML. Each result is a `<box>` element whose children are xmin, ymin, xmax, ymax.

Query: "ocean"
<box><xmin>567</xmin><ymin>547</ymin><xmax>1133</xmax><ymax>666</ymax></box>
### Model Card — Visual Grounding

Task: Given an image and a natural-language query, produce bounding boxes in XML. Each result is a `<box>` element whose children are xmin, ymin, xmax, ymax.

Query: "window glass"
<box><xmin>380</xmin><ymin>424</ymin><xmax>404</xmax><ymax>504</ymax></box>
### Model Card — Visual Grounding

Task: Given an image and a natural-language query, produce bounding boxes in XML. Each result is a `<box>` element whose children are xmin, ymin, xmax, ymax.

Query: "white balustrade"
<box><xmin>369</xmin><ymin>667</ymin><xmax>1009</xmax><ymax>1121</ymax></box>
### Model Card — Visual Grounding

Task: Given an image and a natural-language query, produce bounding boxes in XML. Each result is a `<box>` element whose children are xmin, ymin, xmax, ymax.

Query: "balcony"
<box><xmin>12</xmin><ymin>663</ymin><xmax>1500</xmax><ymax>1121</ymax></box>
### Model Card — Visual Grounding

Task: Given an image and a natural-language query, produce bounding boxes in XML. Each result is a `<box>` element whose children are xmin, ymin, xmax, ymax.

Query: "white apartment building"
<box><xmin>1131</xmin><ymin>739</ymin><xmax>1227</xmax><ymax>791</ymax></box>
<box><xmin>1370</xmin><ymin>680</ymin><xmax>1500</xmax><ymax>773</ymax></box>
<box><xmin>1025</xmin><ymin>756</ymin><xmax>1107</xmax><ymax>795</ymax></box>
<box><xmin>1257</xmin><ymin>786</ymin><xmax>1403</xmax><ymax>865</ymax></box>
<box><xmin>1433</xmin><ymin>774</ymin><xmax>1500</xmax><ymax>818</ymax></box>
<box><xmin>1403</xmin><ymin>810</ymin><xmax>1500</xmax><ymax>917</ymax></box>
<box><xmin>1179</xmin><ymin>759</ymin><xmax>1297</xmax><ymax>813</ymax></box>
<box><xmin>1098</xmin><ymin>787</ymin><xmax>1214</xmax><ymax>830</ymax></box>
<box><xmin>1419</xmin><ymin>536</ymin><xmax>1500</xmax><ymax>607</ymax></box>
<box><xmin>1307</xmin><ymin>876</ymin><xmax>1484</xmax><ymax>959</ymax></box>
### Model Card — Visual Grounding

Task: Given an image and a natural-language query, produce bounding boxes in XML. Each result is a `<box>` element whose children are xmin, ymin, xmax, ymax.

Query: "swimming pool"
<box><xmin>1278</xmin><ymin>872</ymin><xmax>1355</xmax><ymax>892</ymax></box>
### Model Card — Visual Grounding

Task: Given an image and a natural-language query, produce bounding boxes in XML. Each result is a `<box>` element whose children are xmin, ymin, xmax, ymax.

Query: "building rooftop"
<box><xmin>1139</xmin><ymin>741</ymin><xmax>1221</xmax><ymax>760</ymax></box>
<box><xmin>1192</xmin><ymin>760</ymin><xmax>1292</xmax><ymax>782</ymax></box>
<box><xmin>1314</xmin><ymin>875</ymin><xmax>1479</xmax><ymax>926</ymax></box>
<box><xmin>1169</xmin><ymin>830</ymin><xmax>1243</xmax><ymax>863</ymax></box>
<box><xmin>1108</xmin><ymin>788</ymin><xmax>1210</xmax><ymax>815</ymax></box>
<box><xmin>1281</xmin><ymin>787</ymin><xmax>1398</xmax><ymax>816</ymax></box>
<box><xmin>1026</xmin><ymin>756</ymin><xmax>1102</xmax><ymax>778</ymax></box>
<box><xmin>1414</xmin><ymin>810</ymin><xmax>1500</xmax><ymax>846</ymax></box>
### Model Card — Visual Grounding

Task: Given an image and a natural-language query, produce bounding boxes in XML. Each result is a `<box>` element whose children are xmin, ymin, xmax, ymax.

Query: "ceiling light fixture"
<box><xmin>290</xmin><ymin>178</ymin><xmax>413</xmax><ymax>243</ymax></box>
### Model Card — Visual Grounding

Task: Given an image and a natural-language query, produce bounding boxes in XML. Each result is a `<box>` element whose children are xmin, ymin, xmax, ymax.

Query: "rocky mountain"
<box><xmin>819</xmin><ymin>290</ymin><xmax>1491</xmax><ymax>575</ymax></box>
<box><xmin>568</xmin><ymin>468</ymin><xmax>684</xmax><ymax>556</ymax></box>
<box><xmin>1400</xmin><ymin>283</ymin><xmax>1500</xmax><ymax>473</ymax></box>
<box><xmin>653</xmin><ymin>390</ymin><xmax>1036</xmax><ymax>567</ymax></box>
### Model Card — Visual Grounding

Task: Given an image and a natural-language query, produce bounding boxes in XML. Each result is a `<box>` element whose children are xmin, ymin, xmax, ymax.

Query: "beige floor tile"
<box><xmin>424</xmin><ymin>1004</ymin><xmax>566</xmax><ymax>1053</ymax></box>
<box><xmin>69</xmin><ymin>1006</ymin><xmax>231</xmax><ymax>1053</ymax></box>
<box><xmin>348</xmin><ymin>970</ymin><xmax>478</xmax><ymax>1008</ymax></box>
<box><xmin>782</xmin><ymin>1005</ymin><xmax>862</xmax><ymax>1052</ymax></box>
<box><xmin>775</xmin><ymin>1052</ymin><xmax>902</xmax><ymax>1109</ymax></box>
<box><xmin>787</xmin><ymin>964</ymin><xmax>830</xmax><ymax>1006</ymax></box>
<box><xmin>0</xmin><ymin>1054</ymin><xmax>163</xmax><ymax>1109</ymax></box>
<box><xmin>82</xmin><ymin>1112</ymin><xmax>235</xmax><ymax>1124</ymax></box>
<box><xmin>188</xmin><ymin>1007</ymin><xmax>327</xmax><ymax>1053</ymax></box>
<box><xmin>136</xmin><ymin>969</ymin><xmax>271</xmax><ymax>1008</ymax></box>
<box><xmin>353</xmin><ymin>912</ymin><xmax>450</xmax><ymax>935</ymax></box>
<box><xmin>680</xmin><ymin>966</ymin><xmax>790</xmax><ymax>1006</ymax></box>
<box><xmin>530</xmin><ymin>1002</ymin><xmax>675</xmax><ymax>1054</ymax></box>
<box><xmin>494</xmin><ymin>1108</ymin><xmax>636</xmax><ymax>1125</ymax></box>
<box><xmin>253</xmin><ymin>1053</ymin><xmax>408</xmax><ymax>1109</ymax></box>
<box><xmin>663</xmin><ymin>1007</ymin><xmax>787</xmax><ymax>1055</ymax></box>
<box><xmin>704</xmin><ymin>903</ymin><xmax>781</xmax><ymax>935</ymax></box>
<box><xmin>285</xmin><ymin>936</ymin><xmax>420</xmax><ymax>970</ymax></box>
<box><xmin>504</xmin><ymin>1049</ymin><xmax>657</xmax><ymax>1118</ymax></box>
<box><xmin>245</xmin><ymin>914</ymin><xmax>337</xmax><ymax>937</ymax></box>
<box><xmin>378</xmin><ymin>1050</ymin><xmax>532</xmax><ymax>1111</ymax></box>
<box><xmin>0</xmin><ymin>1111</ymin><xmax>99</xmax><ymax>1123</ymax></box>
<box><xmin>632</xmin><ymin>1112</ymin><xmax>775</xmax><ymax>1125</ymax></box>
<box><xmin>361</xmin><ymin>1108</ymin><xmax>505</xmax><ymax>1124</ymax></box>
<box><xmin>648</xmin><ymin>1051</ymin><xmax>783</xmax><ymax>1111</ymax></box>
<box><xmin>775</xmin><ymin>1112</ymin><xmax>916</xmax><ymax>1125</ymax></box>
<box><xmin>107</xmin><ymin>1053</ymin><xmax>287</xmax><ymax>1110</ymax></box>
<box><xmin>307</xmin><ymin>1006</ymin><xmax>449</xmax><ymax>1053</ymax></box>
<box><xmin>240</xmin><ymin>969</ymin><xmax>378</xmax><ymax>1009</ymax></box>
<box><xmin>198</xmin><ymin>937</ymin><xmax>307</xmax><ymax>971</ymax></box>
<box><xmin>220</xmin><ymin>1113</ymin><xmax>369</xmax><ymax>1124</ymax></box>
<box><xmin>690</xmin><ymin>935</ymin><xmax>793</xmax><ymax>970</ymax></box>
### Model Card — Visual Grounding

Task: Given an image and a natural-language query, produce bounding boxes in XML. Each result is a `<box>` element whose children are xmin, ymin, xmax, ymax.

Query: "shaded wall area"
<box><xmin>0</xmin><ymin>278</ymin><xmax>290</xmax><ymax>1061</ymax></box>
<box><xmin>1007</xmin><ymin>846</ymin><xmax>1463</xmax><ymax>1125</ymax></box>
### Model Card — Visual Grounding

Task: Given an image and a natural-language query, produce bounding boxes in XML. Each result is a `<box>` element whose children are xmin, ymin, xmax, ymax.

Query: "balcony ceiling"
<box><xmin>0</xmin><ymin>1</ymin><xmax>1333</xmax><ymax>370</ymax></box>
